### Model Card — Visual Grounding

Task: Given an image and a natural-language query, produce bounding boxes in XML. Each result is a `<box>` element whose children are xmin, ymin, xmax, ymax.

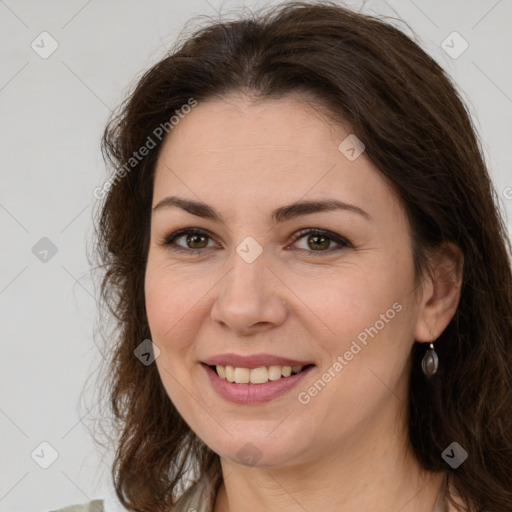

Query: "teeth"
<box><xmin>233</xmin><ymin>367</ymin><xmax>250</xmax><ymax>384</ymax></box>
<box><xmin>215</xmin><ymin>364</ymin><xmax>304</xmax><ymax>384</ymax></box>
<box><xmin>217</xmin><ymin>365</ymin><xmax>226</xmax><ymax>379</ymax></box>
<box><xmin>268</xmin><ymin>365</ymin><xmax>282</xmax><ymax>381</ymax></box>
<box><xmin>225</xmin><ymin>365</ymin><xmax>235</xmax><ymax>382</ymax></box>
<box><xmin>249</xmin><ymin>367</ymin><xmax>268</xmax><ymax>384</ymax></box>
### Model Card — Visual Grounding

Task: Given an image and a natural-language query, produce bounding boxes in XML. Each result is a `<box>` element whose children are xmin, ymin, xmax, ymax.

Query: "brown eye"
<box><xmin>306</xmin><ymin>233</ymin><xmax>331</xmax><ymax>251</ymax></box>
<box><xmin>291</xmin><ymin>229</ymin><xmax>351</xmax><ymax>255</ymax></box>
<box><xmin>186</xmin><ymin>233</ymin><xmax>209</xmax><ymax>249</ymax></box>
<box><xmin>162</xmin><ymin>228</ymin><xmax>217</xmax><ymax>252</ymax></box>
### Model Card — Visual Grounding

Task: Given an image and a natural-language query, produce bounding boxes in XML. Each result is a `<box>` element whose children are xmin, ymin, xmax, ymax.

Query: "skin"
<box><xmin>144</xmin><ymin>93</ymin><xmax>463</xmax><ymax>512</ymax></box>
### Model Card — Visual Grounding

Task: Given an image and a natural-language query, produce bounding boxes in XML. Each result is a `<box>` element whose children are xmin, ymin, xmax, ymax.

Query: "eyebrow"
<box><xmin>152</xmin><ymin>196</ymin><xmax>371</xmax><ymax>223</ymax></box>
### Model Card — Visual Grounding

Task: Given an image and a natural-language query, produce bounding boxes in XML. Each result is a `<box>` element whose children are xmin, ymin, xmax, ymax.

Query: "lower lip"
<box><xmin>201</xmin><ymin>363</ymin><xmax>314</xmax><ymax>404</ymax></box>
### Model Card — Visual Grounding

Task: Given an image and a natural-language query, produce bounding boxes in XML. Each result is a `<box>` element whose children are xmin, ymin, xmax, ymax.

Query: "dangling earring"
<box><xmin>421</xmin><ymin>342</ymin><xmax>439</xmax><ymax>377</ymax></box>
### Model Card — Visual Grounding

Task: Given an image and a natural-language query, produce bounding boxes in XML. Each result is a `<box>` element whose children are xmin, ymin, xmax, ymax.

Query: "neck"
<box><xmin>213</xmin><ymin>398</ymin><xmax>445</xmax><ymax>512</ymax></box>
<box><xmin>214</xmin><ymin>454</ymin><xmax>444</xmax><ymax>512</ymax></box>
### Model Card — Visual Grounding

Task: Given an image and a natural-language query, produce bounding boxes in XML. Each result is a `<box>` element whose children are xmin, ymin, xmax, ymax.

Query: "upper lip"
<box><xmin>203</xmin><ymin>353</ymin><xmax>314</xmax><ymax>369</ymax></box>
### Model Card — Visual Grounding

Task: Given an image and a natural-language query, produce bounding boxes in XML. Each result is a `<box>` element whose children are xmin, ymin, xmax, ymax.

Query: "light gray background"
<box><xmin>1</xmin><ymin>1</ymin><xmax>511</xmax><ymax>511</ymax></box>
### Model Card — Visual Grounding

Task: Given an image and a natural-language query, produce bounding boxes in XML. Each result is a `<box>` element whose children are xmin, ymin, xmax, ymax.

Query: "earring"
<box><xmin>421</xmin><ymin>342</ymin><xmax>439</xmax><ymax>377</ymax></box>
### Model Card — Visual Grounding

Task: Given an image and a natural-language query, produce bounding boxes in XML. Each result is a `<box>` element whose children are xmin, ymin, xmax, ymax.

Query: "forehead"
<box><xmin>158</xmin><ymin>93</ymin><xmax>344</xmax><ymax>159</ymax></box>
<box><xmin>152</xmin><ymin>94</ymin><xmax>401</xmax><ymax>222</ymax></box>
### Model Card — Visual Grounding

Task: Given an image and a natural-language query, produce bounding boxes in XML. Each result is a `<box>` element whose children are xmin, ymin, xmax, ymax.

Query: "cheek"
<box><xmin>145</xmin><ymin>274</ymin><xmax>194</xmax><ymax>377</ymax></box>
<box><xmin>145</xmin><ymin>265</ymin><xmax>204</xmax><ymax>414</ymax></box>
<box><xmin>298</xmin><ymin>258</ymin><xmax>411</xmax><ymax>336</ymax></box>
<box><xmin>144</xmin><ymin>255</ymin><xmax>208</xmax><ymax>347</ymax></box>
<box><xmin>295</xmin><ymin>248</ymin><xmax>416</xmax><ymax>381</ymax></box>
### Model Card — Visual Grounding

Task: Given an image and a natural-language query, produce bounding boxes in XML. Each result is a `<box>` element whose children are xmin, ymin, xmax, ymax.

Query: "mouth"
<box><xmin>201</xmin><ymin>361</ymin><xmax>315</xmax><ymax>404</ymax></box>
<box><xmin>208</xmin><ymin>363</ymin><xmax>314</xmax><ymax>384</ymax></box>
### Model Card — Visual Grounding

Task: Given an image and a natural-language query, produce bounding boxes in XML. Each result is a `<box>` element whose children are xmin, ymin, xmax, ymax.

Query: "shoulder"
<box><xmin>433</xmin><ymin>472</ymin><xmax>469</xmax><ymax>512</ymax></box>
<box><xmin>172</xmin><ymin>477</ymin><xmax>215</xmax><ymax>512</ymax></box>
<box><xmin>47</xmin><ymin>499</ymin><xmax>104</xmax><ymax>512</ymax></box>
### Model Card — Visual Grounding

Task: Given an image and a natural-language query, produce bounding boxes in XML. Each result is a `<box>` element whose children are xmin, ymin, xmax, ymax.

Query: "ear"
<box><xmin>414</xmin><ymin>242</ymin><xmax>464</xmax><ymax>343</ymax></box>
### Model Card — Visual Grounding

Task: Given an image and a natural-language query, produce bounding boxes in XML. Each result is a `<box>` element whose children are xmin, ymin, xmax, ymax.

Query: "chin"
<box><xmin>200</xmin><ymin>424</ymin><xmax>314</xmax><ymax>469</ymax></box>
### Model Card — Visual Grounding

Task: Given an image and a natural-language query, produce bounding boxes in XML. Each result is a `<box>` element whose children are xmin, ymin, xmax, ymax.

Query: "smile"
<box><xmin>201</xmin><ymin>362</ymin><xmax>315</xmax><ymax>404</ymax></box>
<box><xmin>213</xmin><ymin>364</ymin><xmax>307</xmax><ymax>384</ymax></box>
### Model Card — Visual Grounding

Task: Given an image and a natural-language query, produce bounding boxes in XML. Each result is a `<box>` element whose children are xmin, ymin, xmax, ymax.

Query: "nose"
<box><xmin>210</xmin><ymin>249</ymin><xmax>288</xmax><ymax>336</ymax></box>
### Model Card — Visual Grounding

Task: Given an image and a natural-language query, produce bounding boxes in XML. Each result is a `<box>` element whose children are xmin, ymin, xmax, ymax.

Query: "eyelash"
<box><xmin>160</xmin><ymin>227</ymin><xmax>352</xmax><ymax>256</ymax></box>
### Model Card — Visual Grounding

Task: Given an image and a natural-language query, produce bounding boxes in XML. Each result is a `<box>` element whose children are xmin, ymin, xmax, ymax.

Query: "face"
<box><xmin>145</xmin><ymin>93</ymin><xmax>425</xmax><ymax>469</ymax></box>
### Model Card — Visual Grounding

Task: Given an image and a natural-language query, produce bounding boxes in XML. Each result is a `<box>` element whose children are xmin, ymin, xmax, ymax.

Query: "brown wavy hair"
<box><xmin>90</xmin><ymin>2</ymin><xmax>512</xmax><ymax>511</ymax></box>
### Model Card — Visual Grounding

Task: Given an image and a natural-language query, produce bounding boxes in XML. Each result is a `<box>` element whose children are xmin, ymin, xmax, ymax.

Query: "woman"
<box><xmin>54</xmin><ymin>2</ymin><xmax>512</xmax><ymax>511</ymax></box>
